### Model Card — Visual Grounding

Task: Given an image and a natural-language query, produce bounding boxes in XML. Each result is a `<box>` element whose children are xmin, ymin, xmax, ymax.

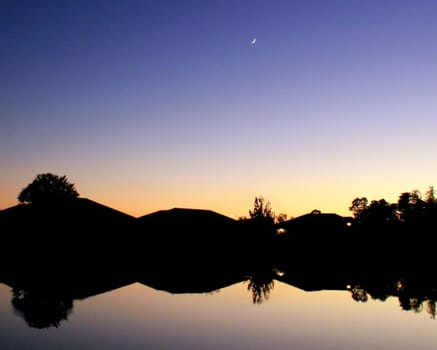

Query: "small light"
<box><xmin>275</xmin><ymin>270</ymin><xmax>285</xmax><ymax>277</ymax></box>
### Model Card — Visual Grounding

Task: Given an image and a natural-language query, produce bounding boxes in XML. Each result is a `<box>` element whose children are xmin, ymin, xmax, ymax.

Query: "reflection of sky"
<box><xmin>1</xmin><ymin>282</ymin><xmax>437</xmax><ymax>349</ymax></box>
<box><xmin>1</xmin><ymin>1</ymin><xmax>437</xmax><ymax>217</ymax></box>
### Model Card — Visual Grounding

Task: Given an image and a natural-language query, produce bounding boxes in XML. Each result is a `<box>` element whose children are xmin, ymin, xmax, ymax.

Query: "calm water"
<box><xmin>1</xmin><ymin>280</ymin><xmax>437</xmax><ymax>350</ymax></box>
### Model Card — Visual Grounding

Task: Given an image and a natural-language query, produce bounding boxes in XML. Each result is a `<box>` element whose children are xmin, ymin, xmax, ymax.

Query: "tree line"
<box><xmin>12</xmin><ymin>173</ymin><xmax>437</xmax><ymax>231</ymax></box>
<box><xmin>349</xmin><ymin>187</ymin><xmax>437</xmax><ymax>227</ymax></box>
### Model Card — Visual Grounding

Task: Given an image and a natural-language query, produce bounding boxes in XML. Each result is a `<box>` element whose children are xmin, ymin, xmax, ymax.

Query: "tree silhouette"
<box><xmin>275</xmin><ymin>213</ymin><xmax>288</xmax><ymax>224</ymax></box>
<box><xmin>349</xmin><ymin>197</ymin><xmax>397</xmax><ymax>226</ymax></box>
<box><xmin>18</xmin><ymin>173</ymin><xmax>79</xmax><ymax>204</ymax></box>
<box><xmin>249</xmin><ymin>196</ymin><xmax>274</xmax><ymax>223</ymax></box>
<box><xmin>424</xmin><ymin>186</ymin><xmax>437</xmax><ymax>224</ymax></box>
<box><xmin>246</xmin><ymin>196</ymin><xmax>276</xmax><ymax>242</ymax></box>
<box><xmin>349</xmin><ymin>197</ymin><xmax>368</xmax><ymax>223</ymax></box>
<box><xmin>397</xmin><ymin>190</ymin><xmax>425</xmax><ymax>224</ymax></box>
<box><xmin>425</xmin><ymin>186</ymin><xmax>435</xmax><ymax>204</ymax></box>
<box><xmin>365</xmin><ymin>199</ymin><xmax>397</xmax><ymax>225</ymax></box>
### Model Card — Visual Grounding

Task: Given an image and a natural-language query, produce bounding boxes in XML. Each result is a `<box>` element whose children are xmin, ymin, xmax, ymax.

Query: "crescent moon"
<box><xmin>250</xmin><ymin>37</ymin><xmax>256</xmax><ymax>44</ymax></box>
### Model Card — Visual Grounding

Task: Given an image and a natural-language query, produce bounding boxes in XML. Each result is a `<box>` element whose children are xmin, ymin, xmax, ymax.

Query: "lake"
<box><xmin>1</xmin><ymin>277</ymin><xmax>437</xmax><ymax>350</ymax></box>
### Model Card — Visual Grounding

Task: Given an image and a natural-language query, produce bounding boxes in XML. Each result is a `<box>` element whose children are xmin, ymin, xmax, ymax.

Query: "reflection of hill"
<box><xmin>276</xmin><ymin>270</ymin><xmax>437</xmax><ymax>318</ymax></box>
<box><xmin>0</xmin><ymin>255</ymin><xmax>247</xmax><ymax>328</ymax></box>
<box><xmin>2</xmin><ymin>274</ymin><xmax>138</xmax><ymax>329</ymax></box>
<box><xmin>3</xmin><ymin>250</ymin><xmax>437</xmax><ymax>328</ymax></box>
<box><xmin>139</xmin><ymin>271</ymin><xmax>245</xmax><ymax>294</ymax></box>
<box><xmin>1</xmin><ymin>273</ymin><xmax>137</xmax><ymax>301</ymax></box>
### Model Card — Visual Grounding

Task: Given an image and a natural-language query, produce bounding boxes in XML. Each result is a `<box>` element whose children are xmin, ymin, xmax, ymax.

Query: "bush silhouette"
<box><xmin>18</xmin><ymin>173</ymin><xmax>79</xmax><ymax>204</ymax></box>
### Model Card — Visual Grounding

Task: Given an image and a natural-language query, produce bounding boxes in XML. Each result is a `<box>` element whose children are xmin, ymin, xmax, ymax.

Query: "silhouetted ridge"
<box><xmin>137</xmin><ymin>207</ymin><xmax>235</xmax><ymax>224</ymax></box>
<box><xmin>279</xmin><ymin>212</ymin><xmax>352</xmax><ymax>232</ymax></box>
<box><xmin>0</xmin><ymin>197</ymin><xmax>137</xmax><ymax>276</ymax></box>
<box><xmin>135</xmin><ymin>207</ymin><xmax>239</xmax><ymax>244</ymax></box>
<box><xmin>0</xmin><ymin>197</ymin><xmax>134</xmax><ymax>226</ymax></box>
<box><xmin>69</xmin><ymin>197</ymin><xmax>135</xmax><ymax>222</ymax></box>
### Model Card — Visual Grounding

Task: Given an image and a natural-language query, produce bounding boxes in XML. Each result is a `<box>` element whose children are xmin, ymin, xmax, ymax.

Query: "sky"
<box><xmin>1</xmin><ymin>0</ymin><xmax>437</xmax><ymax>218</ymax></box>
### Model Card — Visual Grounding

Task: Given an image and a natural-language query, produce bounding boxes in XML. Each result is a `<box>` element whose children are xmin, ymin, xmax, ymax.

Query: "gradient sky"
<box><xmin>1</xmin><ymin>0</ymin><xmax>437</xmax><ymax>218</ymax></box>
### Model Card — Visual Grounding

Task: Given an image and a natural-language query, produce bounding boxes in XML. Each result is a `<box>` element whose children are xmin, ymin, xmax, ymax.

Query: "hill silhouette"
<box><xmin>136</xmin><ymin>207</ymin><xmax>239</xmax><ymax>242</ymax></box>
<box><xmin>0</xmin><ymin>197</ymin><xmax>135</xmax><ymax>230</ymax></box>
<box><xmin>0</xmin><ymin>197</ymin><xmax>138</xmax><ymax>283</ymax></box>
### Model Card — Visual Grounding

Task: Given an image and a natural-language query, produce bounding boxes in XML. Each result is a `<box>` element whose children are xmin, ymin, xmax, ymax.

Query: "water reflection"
<box><xmin>11</xmin><ymin>288</ymin><xmax>73</xmax><ymax>328</ymax></box>
<box><xmin>346</xmin><ymin>278</ymin><xmax>437</xmax><ymax>319</ymax></box>
<box><xmin>3</xmin><ymin>263</ymin><xmax>437</xmax><ymax>329</ymax></box>
<box><xmin>2</xmin><ymin>200</ymin><xmax>437</xmax><ymax>329</ymax></box>
<box><xmin>245</xmin><ymin>268</ymin><xmax>275</xmax><ymax>304</ymax></box>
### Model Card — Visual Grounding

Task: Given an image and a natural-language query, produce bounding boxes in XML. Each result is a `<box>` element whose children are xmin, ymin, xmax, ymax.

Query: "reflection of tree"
<box><xmin>347</xmin><ymin>278</ymin><xmax>437</xmax><ymax>320</ymax></box>
<box><xmin>11</xmin><ymin>288</ymin><xmax>73</xmax><ymax>329</ymax></box>
<box><xmin>426</xmin><ymin>300</ymin><xmax>436</xmax><ymax>319</ymax></box>
<box><xmin>350</xmin><ymin>285</ymin><xmax>368</xmax><ymax>302</ymax></box>
<box><xmin>398</xmin><ymin>295</ymin><xmax>423</xmax><ymax>313</ymax></box>
<box><xmin>397</xmin><ymin>297</ymin><xmax>437</xmax><ymax>319</ymax></box>
<box><xmin>246</xmin><ymin>269</ymin><xmax>275</xmax><ymax>304</ymax></box>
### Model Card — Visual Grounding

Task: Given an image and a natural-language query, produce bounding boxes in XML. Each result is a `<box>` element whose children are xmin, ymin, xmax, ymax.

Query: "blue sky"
<box><xmin>1</xmin><ymin>0</ymin><xmax>437</xmax><ymax>217</ymax></box>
